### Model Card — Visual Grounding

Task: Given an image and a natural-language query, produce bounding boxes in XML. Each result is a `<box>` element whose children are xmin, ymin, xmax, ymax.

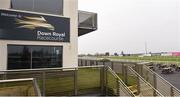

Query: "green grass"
<box><xmin>101</xmin><ymin>56</ymin><xmax>180</xmax><ymax>64</ymax></box>
<box><xmin>117</xmin><ymin>74</ymin><xmax>137</xmax><ymax>86</ymax></box>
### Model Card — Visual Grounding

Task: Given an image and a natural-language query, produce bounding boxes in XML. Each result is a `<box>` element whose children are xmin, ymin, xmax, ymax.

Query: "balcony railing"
<box><xmin>78</xmin><ymin>58</ymin><xmax>180</xmax><ymax>96</ymax></box>
<box><xmin>78</xmin><ymin>10</ymin><xmax>97</xmax><ymax>36</ymax></box>
<box><xmin>0</xmin><ymin>65</ymin><xmax>133</xmax><ymax>96</ymax></box>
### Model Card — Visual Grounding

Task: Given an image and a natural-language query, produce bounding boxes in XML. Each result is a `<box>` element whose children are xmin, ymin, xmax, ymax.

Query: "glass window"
<box><xmin>11</xmin><ymin>0</ymin><xmax>63</xmax><ymax>15</ymax></box>
<box><xmin>11</xmin><ymin>0</ymin><xmax>34</xmax><ymax>11</ymax></box>
<box><xmin>8</xmin><ymin>45</ymin><xmax>63</xmax><ymax>70</ymax></box>
<box><xmin>34</xmin><ymin>0</ymin><xmax>63</xmax><ymax>15</ymax></box>
<box><xmin>8</xmin><ymin>45</ymin><xmax>31</xmax><ymax>69</ymax></box>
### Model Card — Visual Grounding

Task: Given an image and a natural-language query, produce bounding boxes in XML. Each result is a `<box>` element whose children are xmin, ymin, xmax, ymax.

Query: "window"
<box><xmin>11</xmin><ymin>0</ymin><xmax>63</xmax><ymax>15</ymax></box>
<box><xmin>8</xmin><ymin>45</ymin><xmax>63</xmax><ymax>70</ymax></box>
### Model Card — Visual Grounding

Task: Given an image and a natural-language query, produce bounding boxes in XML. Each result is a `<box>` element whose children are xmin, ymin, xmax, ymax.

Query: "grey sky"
<box><xmin>78</xmin><ymin>0</ymin><xmax>180</xmax><ymax>54</ymax></box>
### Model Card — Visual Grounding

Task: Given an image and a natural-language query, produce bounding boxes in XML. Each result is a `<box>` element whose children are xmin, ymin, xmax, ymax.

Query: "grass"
<box><xmin>117</xmin><ymin>74</ymin><xmax>137</xmax><ymax>86</ymax></box>
<box><xmin>100</xmin><ymin>56</ymin><xmax>180</xmax><ymax>64</ymax></box>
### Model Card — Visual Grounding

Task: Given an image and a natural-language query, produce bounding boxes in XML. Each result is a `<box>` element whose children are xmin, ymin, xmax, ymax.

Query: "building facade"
<box><xmin>0</xmin><ymin>0</ymin><xmax>97</xmax><ymax>70</ymax></box>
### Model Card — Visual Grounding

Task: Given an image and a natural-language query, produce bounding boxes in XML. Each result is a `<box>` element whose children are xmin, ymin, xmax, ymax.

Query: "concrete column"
<box><xmin>63</xmin><ymin>0</ymin><xmax>78</xmax><ymax>68</ymax></box>
<box><xmin>0</xmin><ymin>42</ymin><xmax>7</xmax><ymax>70</ymax></box>
<box><xmin>0</xmin><ymin>0</ymin><xmax>10</xmax><ymax>9</ymax></box>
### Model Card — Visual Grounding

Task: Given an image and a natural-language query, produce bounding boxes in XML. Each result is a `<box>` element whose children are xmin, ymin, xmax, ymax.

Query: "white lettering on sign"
<box><xmin>37</xmin><ymin>31</ymin><xmax>52</xmax><ymax>36</ymax></box>
<box><xmin>37</xmin><ymin>31</ymin><xmax>66</xmax><ymax>41</ymax></box>
<box><xmin>53</xmin><ymin>32</ymin><xmax>65</xmax><ymax>37</ymax></box>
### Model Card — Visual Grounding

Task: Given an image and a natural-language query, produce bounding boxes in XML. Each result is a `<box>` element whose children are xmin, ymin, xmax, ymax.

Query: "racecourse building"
<box><xmin>0</xmin><ymin>0</ymin><xmax>97</xmax><ymax>70</ymax></box>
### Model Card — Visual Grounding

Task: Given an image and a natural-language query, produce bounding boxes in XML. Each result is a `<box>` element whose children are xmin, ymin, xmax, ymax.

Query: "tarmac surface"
<box><xmin>155</xmin><ymin>67</ymin><xmax>180</xmax><ymax>90</ymax></box>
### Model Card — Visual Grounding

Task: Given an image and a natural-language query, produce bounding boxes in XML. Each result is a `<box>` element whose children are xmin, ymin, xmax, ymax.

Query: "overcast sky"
<box><xmin>78</xmin><ymin>0</ymin><xmax>180</xmax><ymax>54</ymax></box>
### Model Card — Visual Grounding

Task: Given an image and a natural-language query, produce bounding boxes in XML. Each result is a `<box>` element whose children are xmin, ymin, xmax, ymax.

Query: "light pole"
<box><xmin>145</xmin><ymin>41</ymin><xmax>148</xmax><ymax>54</ymax></box>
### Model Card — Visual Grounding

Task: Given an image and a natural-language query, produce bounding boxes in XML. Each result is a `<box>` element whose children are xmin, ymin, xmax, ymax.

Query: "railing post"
<box><xmin>153</xmin><ymin>73</ymin><xmax>157</xmax><ymax>96</ymax></box>
<box><xmin>80</xmin><ymin>59</ymin><xmax>83</xmax><ymax>66</ymax></box>
<box><xmin>100</xmin><ymin>66</ymin><xmax>105</xmax><ymax>95</ymax></box>
<box><xmin>105</xmin><ymin>67</ymin><xmax>108</xmax><ymax>95</ymax></box>
<box><xmin>137</xmin><ymin>75</ymin><xmax>140</xmax><ymax>95</ymax></box>
<box><xmin>42</xmin><ymin>71</ymin><xmax>46</xmax><ymax>96</ymax></box>
<box><xmin>85</xmin><ymin>60</ymin><xmax>87</xmax><ymax>66</ymax></box>
<box><xmin>103</xmin><ymin>61</ymin><xmax>105</xmax><ymax>66</ymax></box>
<box><xmin>140</xmin><ymin>64</ymin><xmax>143</xmax><ymax>76</ymax></box>
<box><xmin>111</xmin><ymin>62</ymin><xmax>114</xmax><ymax>71</ymax></box>
<box><xmin>170</xmin><ymin>87</ymin><xmax>174</xmax><ymax>96</ymax></box>
<box><xmin>96</xmin><ymin>61</ymin><xmax>98</xmax><ymax>66</ymax></box>
<box><xmin>74</xmin><ymin>68</ymin><xmax>78</xmax><ymax>95</ymax></box>
<box><xmin>135</xmin><ymin>64</ymin><xmax>139</xmax><ymax>73</ymax></box>
<box><xmin>116</xmin><ymin>79</ymin><xmax>120</xmax><ymax>96</ymax></box>
<box><xmin>2</xmin><ymin>72</ymin><xmax>7</xmax><ymax>80</ymax></box>
<box><xmin>123</xmin><ymin>65</ymin><xmax>128</xmax><ymax>85</ymax></box>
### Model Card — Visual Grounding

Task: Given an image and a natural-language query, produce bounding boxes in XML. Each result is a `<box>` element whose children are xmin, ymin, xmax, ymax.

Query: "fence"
<box><xmin>106</xmin><ymin>67</ymin><xmax>135</xmax><ymax>96</ymax></box>
<box><xmin>0</xmin><ymin>65</ymin><xmax>134</xmax><ymax>96</ymax></box>
<box><xmin>78</xmin><ymin>58</ymin><xmax>180</xmax><ymax>96</ymax></box>
<box><xmin>127</xmin><ymin>66</ymin><xmax>162</xmax><ymax>96</ymax></box>
<box><xmin>138</xmin><ymin>64</ymin><xmax>180</xmax><ymax>96</ymax></box>
<box><xmin>0</xmin><ymin>78</ymin><xmax>41</xmax><ymax>96</ymax></box>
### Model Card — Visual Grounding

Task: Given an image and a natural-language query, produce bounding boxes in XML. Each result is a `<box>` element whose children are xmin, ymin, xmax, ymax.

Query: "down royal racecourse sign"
<box><xmin>0</xmin><ymin>9</ymin><xmax>70</xmax><ymax>42</ymax></box>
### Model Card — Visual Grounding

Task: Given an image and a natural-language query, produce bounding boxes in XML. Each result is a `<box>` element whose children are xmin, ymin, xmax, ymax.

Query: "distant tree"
<box><xmin>87</xmin><ymin>54</ymin><xmax>92</xmax><ymax>56</ymax></box>
<box><xmin>105</xmin><ymin>52</ymin><xmax>110</xmax><ymax>56</ymax></box>
<box><xmin>114</xmin><ymin>53</ymin><xmax>119</xmax><ymax>56</ymax></box>
<box><xmin>121</xmin><ymin>51</ymin><xmax>125</xmax><ymax>56</ymax></box>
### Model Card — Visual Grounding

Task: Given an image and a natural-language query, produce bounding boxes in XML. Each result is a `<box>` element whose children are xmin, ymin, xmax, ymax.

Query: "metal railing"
<box><xmin>106</xmin><ymin>66</ymin><xmax>135</xmax><ymax>96</ymax></box>
<box><xmin>78</xmin><ymin>11</ymin><xmax>97</xmax><ymax>30</ymax></box>
<box><xmin>140</xmin><ymin>65</ymin><xmax>180</xmax><ymax>96</ymax></box>
<box><xmin>127</xmin><ymin>66</ymin><xmax>163</xmax><ymax>96</ymax></box>
<box><xmin>0</xmin><ymin>65</ymin><xmax>134</xmax><ymax>96</ymax></box>
<box><xmin>78</xmin><ymin>58</ymin><xmax>180</xmax><ymax>96</ymax></box>
<box><xmin>78</xmin><ymin>11</ymin><xmax>97</xmax><ymax>36</ymax></box>
<box><xmin>0</xmin><ymin>78</ymin><xmax>41</xmax><ymax>96</ymax></box>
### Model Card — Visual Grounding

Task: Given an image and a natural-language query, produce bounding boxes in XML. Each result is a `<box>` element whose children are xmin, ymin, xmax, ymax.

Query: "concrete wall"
<box><xmin>0</xmin><ymin>0</ymin><xmax>78</xmax><ymax>70</ymax></box>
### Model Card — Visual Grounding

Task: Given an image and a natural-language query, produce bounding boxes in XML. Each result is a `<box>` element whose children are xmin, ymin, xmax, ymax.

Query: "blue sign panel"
<box><xmin>0</xmin><ymin>9</ymin><xmax>70</xmax><ymax>42</ymax></box>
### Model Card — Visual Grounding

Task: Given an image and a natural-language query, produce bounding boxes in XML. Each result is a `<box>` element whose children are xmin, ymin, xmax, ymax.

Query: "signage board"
<box><xmin>0</xmin><ymin>9</ymin><xmax>70</xmax><ymax>42</ymax></box>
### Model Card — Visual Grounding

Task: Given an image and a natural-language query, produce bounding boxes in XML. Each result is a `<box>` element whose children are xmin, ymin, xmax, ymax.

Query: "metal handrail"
<box><xmin>143</xmin><ymin>65</ymin><xmax>180</xmax><ymax>94</ymax></box>
<box><xmin>0</xmin><ymin>78</ymin><xmax>41</xmax><ymax>96</ymax></box>
<box><xmin>128</xmin><ymin>66</ymin><xmax>163</xmax><ymax>96</ymax></box>
<box><xmin>0</xmin><ymin>65</ymin><xmax>104</xmax><ymax>72</ymax></box>
<box><xmin>107</xmin><ymin>66</ymin><xmax>135</xmax><ymax>96</ymax></box>
<box><xmin>0</xmin><ymin>78</ymin><xmax>34</xmax><ymax>83</ymax></box>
